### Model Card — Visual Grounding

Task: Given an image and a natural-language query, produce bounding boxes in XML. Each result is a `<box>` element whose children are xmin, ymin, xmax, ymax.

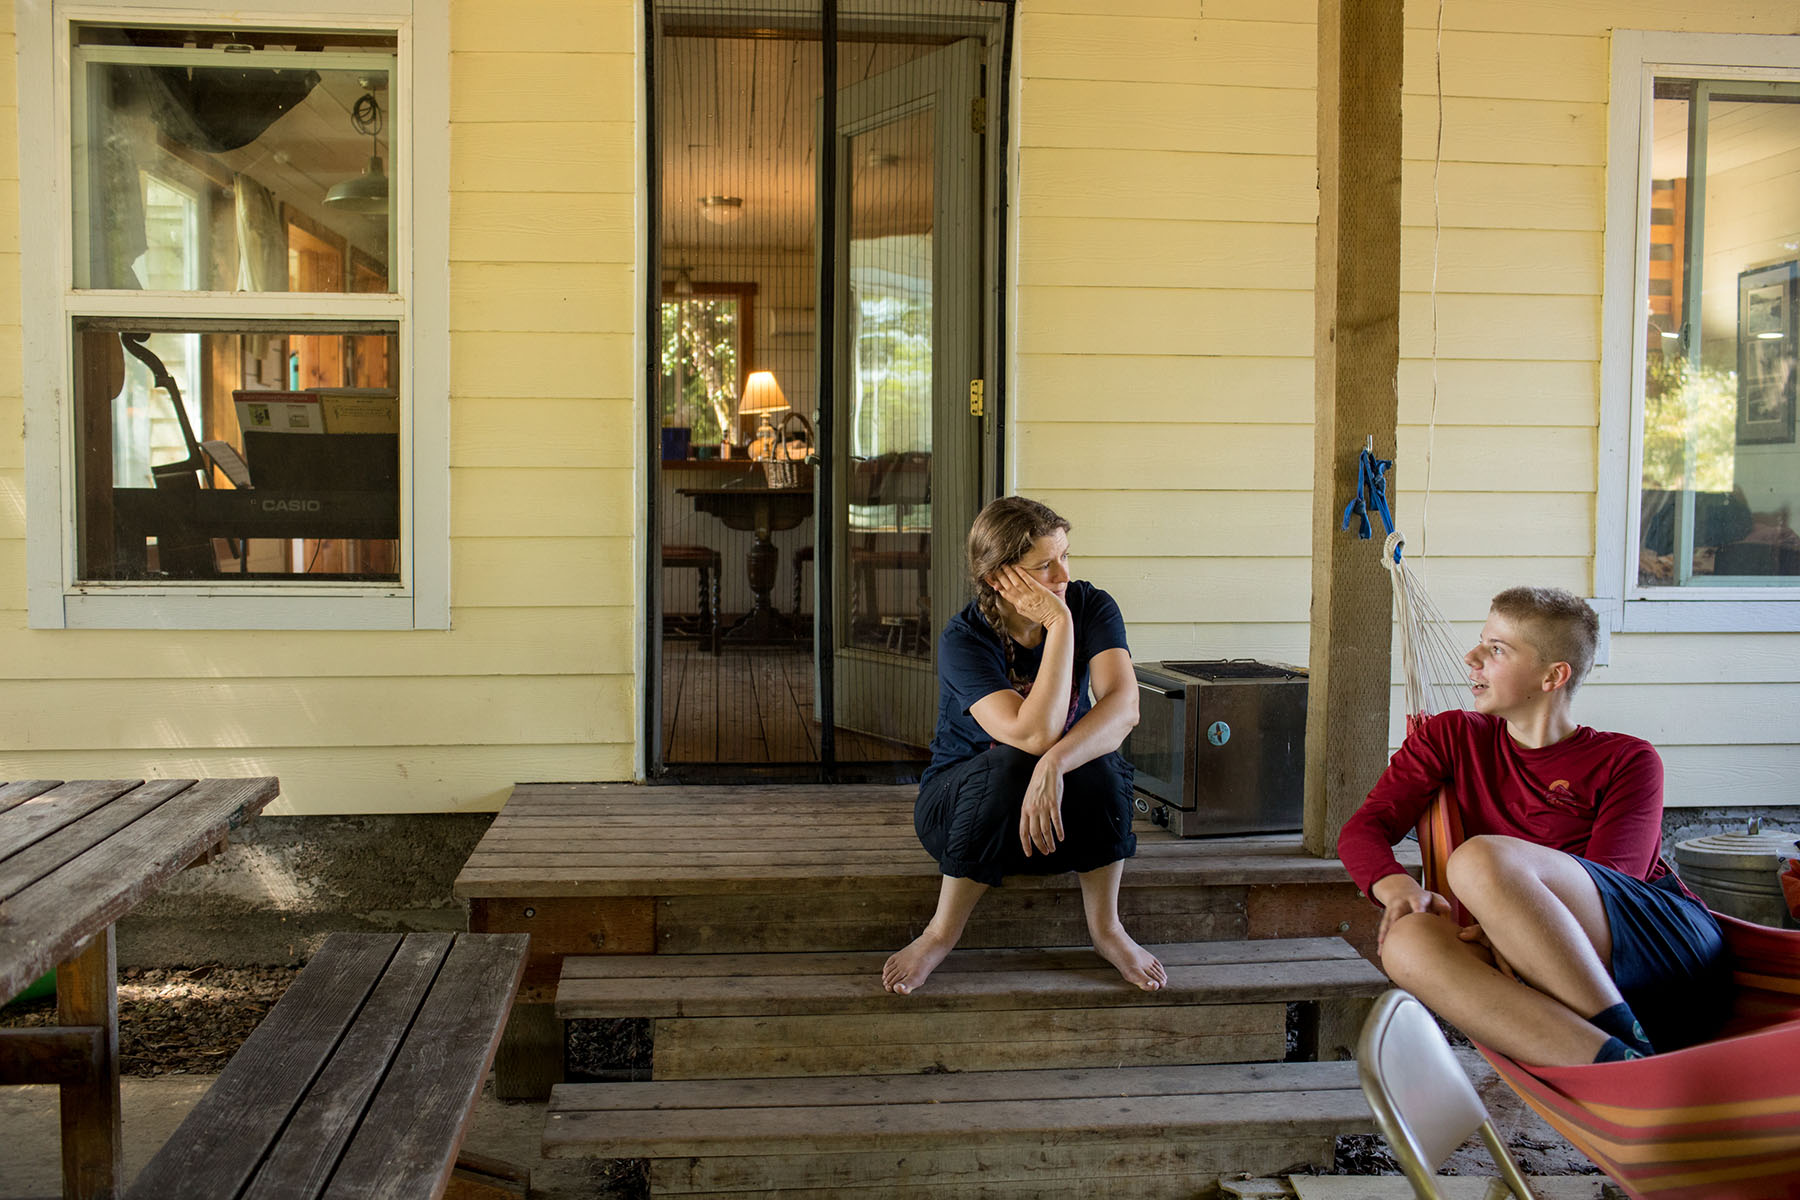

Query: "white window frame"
<box><xmin>1597</xmin><ymin>30</ymin><xmax>1800</xmax><ymax>634</ymax></box>
<box><xmin>20</xmin><ymin>0</ymin><xmax>449</xmax><ymax>630</ymax></box>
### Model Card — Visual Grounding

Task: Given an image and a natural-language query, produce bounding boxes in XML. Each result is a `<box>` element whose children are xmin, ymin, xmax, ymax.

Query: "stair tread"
<box><xmin>556</xmin><ymin>938</ymin><xmax>1386</xmax><ymax>1017</ymax></box>
<box><xmin>544</xmin><ymin>1062</ymin><xmax>1373</xmax><ymax>1157</ymax></box>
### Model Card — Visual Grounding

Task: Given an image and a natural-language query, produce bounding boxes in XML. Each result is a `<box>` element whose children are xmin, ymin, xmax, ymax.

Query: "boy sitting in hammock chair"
<box><xmin>1339</xmin><ymin>586</ymin><xmax>1732</xmax><ymax>1067</ymax></box>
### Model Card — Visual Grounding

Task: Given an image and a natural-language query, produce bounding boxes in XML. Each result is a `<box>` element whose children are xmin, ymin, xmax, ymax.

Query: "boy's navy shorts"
<box><xmin>1576</xmin><ymin>856</ymin><xmax>1732</xmax><ymax>1052</ymax></box>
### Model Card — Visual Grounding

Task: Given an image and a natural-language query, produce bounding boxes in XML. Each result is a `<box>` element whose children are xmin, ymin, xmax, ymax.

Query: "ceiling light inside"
<box><xmin>699</xmin><ymin>195</ymin><xmax>744</xmax><ymax>225</ymax></box>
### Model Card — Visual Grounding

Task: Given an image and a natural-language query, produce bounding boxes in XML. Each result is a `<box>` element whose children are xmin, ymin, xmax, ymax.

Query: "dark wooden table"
<box><xmin>678</xmin><ymin>484</ymin><xmax>814</xmax><ymax>642</ymax></box>
<box><xmin>0</xmin><ymin>777</ymin><xmax>280</xmax><ymax>1199</ymax></box>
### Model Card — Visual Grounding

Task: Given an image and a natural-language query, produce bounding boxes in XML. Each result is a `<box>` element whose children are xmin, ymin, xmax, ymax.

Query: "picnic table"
<box><xmin>0</xmin><ymin>777</ymin><xmax>280</xmax><ymax>1200</ymax></box>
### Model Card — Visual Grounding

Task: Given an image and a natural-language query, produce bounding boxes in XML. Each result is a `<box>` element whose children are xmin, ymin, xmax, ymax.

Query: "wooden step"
<box><xmin>557</xmin><ymin>938</ymin><xmax>1386</xmax><ymax>1078</ymax></box>
<box><xmin>544</xmin><ymin>1061</ymin><xmax>1374</xmax><ymax>1197</ymax></box>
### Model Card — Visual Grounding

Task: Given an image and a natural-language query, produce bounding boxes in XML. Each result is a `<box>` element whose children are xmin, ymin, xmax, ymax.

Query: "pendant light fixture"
<box><xmin>326</xmin><ymin>88</ymin><xmax>388</xmax><ymax>214</ymax></box>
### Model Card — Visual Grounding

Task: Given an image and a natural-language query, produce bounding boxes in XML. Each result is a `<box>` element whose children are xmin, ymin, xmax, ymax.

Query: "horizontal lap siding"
<box><xmin>1014</xmin><ymin>2</ymin><xmax>1798</xmax><ymax>808</ymax></box>
<box><xmin>0</xmin><ymin>1</ymin><xmax>642</xmax><ymax>814</ymax></box>
<box><xmin>4</xmin><ymin>0</ymin><xmax>1797</xmax><ymax>814</ymax></box>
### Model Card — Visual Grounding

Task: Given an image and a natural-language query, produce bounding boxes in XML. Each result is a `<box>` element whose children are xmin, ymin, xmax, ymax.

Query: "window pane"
<box><xmin>74</xmin><ymin>319</ymin><xmax>400</xmax><ymax>582</ymax></box>
<box><xmin>72</xmin><ymin>25</ymin><xmax>397</xmax><ymax>292</ymax></box>
<box><xmin>1638</xmin><ymin>81</ymin><xmax>1800</xmax><ymax>587</ymax></box>
<box><xmin>659</xmin><ymin>294</ymin><xmax>746</xmax><ymax>452</ymax></box>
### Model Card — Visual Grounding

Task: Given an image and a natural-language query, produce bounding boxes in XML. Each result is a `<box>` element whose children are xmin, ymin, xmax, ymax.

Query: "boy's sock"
<box><xmin>1594</xmin><ymin>1036</ymin><xmax>1645</xmax><ymax>1064</ymax></box>
<box><xmin>1589</xmin><ymin>1002</ymin><xmax>1655</xmax><ymax>1056</ymax></box>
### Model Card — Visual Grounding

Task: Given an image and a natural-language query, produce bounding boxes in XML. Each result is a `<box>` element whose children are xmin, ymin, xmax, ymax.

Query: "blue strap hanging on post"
<box><xmin>1340</xmin><ymin>439</ymin><xmax>1400</xmax><ymax>561</ymax></box>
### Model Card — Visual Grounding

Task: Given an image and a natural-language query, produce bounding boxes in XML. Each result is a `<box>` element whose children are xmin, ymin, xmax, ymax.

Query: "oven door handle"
<box><xmin>1135</xmin><ymin>674</ymin><xmax>1185</xmax><ymax>698</ymax></box>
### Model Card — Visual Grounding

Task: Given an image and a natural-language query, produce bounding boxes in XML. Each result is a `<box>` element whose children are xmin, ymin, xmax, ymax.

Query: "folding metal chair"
<box><xmin>1355</xmin><ymin>989</ymin><xmax>1537</xmax><ymax>1200</ymax></box>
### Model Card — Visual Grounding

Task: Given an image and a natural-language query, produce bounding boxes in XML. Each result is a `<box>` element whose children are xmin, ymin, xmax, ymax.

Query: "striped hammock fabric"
<box><xmin>1417</xmin><ymin>807</ymin><xmax>1800</xmax><ymax>1200</ymax></box>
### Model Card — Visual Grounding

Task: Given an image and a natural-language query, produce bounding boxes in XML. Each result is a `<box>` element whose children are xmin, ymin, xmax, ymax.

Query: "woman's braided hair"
<box><xmin>966</xmin><ymin>496</ymin><xmax>1072</xmax><ymax>680</ymax></box>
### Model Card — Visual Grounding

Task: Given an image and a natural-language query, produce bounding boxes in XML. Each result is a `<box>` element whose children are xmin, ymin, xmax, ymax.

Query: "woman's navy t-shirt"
<box><xmin>922</xmin><ymin>580</ymin><xmax>1130</xmax><ymax>784</ymax></box>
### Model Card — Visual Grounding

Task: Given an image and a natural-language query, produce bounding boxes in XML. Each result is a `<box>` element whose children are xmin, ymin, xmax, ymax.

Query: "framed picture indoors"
<box><xmin>1737</xmin><ymin>260</ymin><xmax>1798</xmax><ymax>445</ymax></box>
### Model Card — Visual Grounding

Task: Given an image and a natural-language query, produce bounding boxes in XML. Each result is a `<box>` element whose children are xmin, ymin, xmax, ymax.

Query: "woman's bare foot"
<box><xmin>883</xmin><ymin>928</ymin><xmax>957</xmax><ymax>995</ymax></box>
<box><xmin>1092</xmin><ymin>925</ymin><xmax>1167</xmax><ymax>991</ymax></box>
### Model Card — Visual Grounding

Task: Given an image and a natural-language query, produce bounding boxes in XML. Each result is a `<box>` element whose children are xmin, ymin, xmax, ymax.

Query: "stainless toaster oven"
<box><xmin>1122</xmin><ymin>659</ymin><xmax>1308</xmax><ymax>837</ymax></box>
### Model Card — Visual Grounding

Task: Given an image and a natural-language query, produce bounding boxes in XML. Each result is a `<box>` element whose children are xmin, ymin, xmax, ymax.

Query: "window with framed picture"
<box><xmin>20</xmin><ymin>2</ymin><xmax>448</xmax><ymax>630</ymax></box>
<box><xmin>1597</xmin><ymin>32</ymin><xmax>1800</xmax><ymax>632</ymax></box>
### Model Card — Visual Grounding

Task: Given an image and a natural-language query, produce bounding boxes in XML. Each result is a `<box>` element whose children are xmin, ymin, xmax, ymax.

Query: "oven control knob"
<box><xmin>1207</xmin><ymin>720</ymin><xmax>1231</xmax><ymax>746</ymax></box>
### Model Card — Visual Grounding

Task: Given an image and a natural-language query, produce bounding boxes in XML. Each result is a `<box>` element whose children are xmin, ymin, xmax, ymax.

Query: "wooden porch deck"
<box><xmin>455</xmin><ymin>783</ymin><xmax>1400</xmax><ymax>994</ymax></box>
<box><xmin>456</xmin><ymin>785</ymin><xmax>1401</xmax><ymax>1192</ymax></box>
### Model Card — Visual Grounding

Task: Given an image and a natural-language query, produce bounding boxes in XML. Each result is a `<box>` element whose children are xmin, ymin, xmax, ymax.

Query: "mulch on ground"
<box><xmin>0</xmin><ymin>964</ymin><xmax>300</xmax><ymax>1077</ymax></box>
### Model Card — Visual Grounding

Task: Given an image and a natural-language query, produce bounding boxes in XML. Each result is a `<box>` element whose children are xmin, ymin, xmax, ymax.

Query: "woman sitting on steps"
<box><xmin>882</xmin><ymin>495</ymin><xmax>1165</xmax><ymax>995</ymax></box>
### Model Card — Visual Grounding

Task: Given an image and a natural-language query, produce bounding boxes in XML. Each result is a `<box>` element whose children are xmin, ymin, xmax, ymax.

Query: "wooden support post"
<box><xmin>1305</xmin><ymin>0</ymin><xmax>1404</xmax><ymax>859</ymax></box>
<box><xmin>57</xmin><ymin>927</ymin><xmax>120</xmax><ymax>1200</ymax></box>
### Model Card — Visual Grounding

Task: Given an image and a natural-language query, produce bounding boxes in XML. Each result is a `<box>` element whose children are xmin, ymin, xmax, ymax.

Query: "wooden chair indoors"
<box><xmin>662</xmin><ymin>543</ymin><xmax>723</xmax><ymax>654</ymax></box>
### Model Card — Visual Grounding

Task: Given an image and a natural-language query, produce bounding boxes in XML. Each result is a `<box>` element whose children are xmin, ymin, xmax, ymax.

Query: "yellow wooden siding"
<box><xmin>0</xmin><ymin>2</ymin><xmax>642</xmax><ymax>815</ymax></box>
<box><xmin>0</xmin><ymin>0</ymin><xmax>1795</xmax><ymax>816</ymax></box>
<box><xmin>1011</xmin><ymin>1</ymin><xmax>1795</xmax><ymax>810</ymax></box>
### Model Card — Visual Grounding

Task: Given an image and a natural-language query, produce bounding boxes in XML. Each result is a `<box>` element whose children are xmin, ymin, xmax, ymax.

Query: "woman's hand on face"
<box><xmin>1018</xmin><ymin>756</ymin><xmax>1067</xmax><ymax>857</ymax></box>
<box><xmin>993</xmin><ymin>565</ymin><xmax>1070</xmax><ymax>630</ymax></box>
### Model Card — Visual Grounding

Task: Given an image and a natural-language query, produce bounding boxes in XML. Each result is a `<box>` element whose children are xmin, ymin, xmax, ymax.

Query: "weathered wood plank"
<box><xmin>470</xmin><ymin>895</ymin><xmax>654</xmax><ymax>999</ymax></box>
<box><xmin>0</xmin><ymin>779</ymin><xmax>63</xmax><ymax>818</ymax></box>
<box><xmin>240</xmin><ymin>933</ymin><xmax>454</xmax><ymax>1198</ymax></box>
<box><xmin>553</xmin><ymin>1060</ymin><xmax>1363</xmax><ymax>1112</ymax></box>
<box><xmin>543</xmin><ymin>1062</ymin><xmax>1372</xmax><ymax>1157</ymax></box>
<box><xmin>0</xmin><ymin>1025</ymin><xmax>104</xmax><ymax>1086</ymax></box>
<box><xmin>328</xmin><ymin>933</ymin><xmax>529</xmax><ymax>1200</ymax></box>
<box><xmin>652</xmin><ymin>1003</ymin><xmax>1285</xmax><ymax>1078</ymax></box>
<box><xmin>124</xmin><ymin>933</ymin><xmax>401</xmax><ymax>1198</ymax></box>
<box><xmin>558</xmin><ymin>946</ymin><xmax>1383</xmax><ymax>1019</ymax></box>
<box><xmin>561</xmin><ymin>938</ymin><xmax>1361</xmax><ymax>981</ymax></box>
<box><xmin>655</xmin><ymin>883</ymin><xmax>1247</xmax><ymax>953</ymax></box>
<box><xmin>0</xmin><ymin>778</ymin><xmax>278</xmax><ymax>1000</ymax></box>
<box><xmin>0</xmin><ymin>780</ymin><xmax>188</xmax><ymax>903</ymax></box>
<box><xmin>648</xmin><ymin>1135</ymin><xmax>1337</xmax><ymax>1196</ymax></box>
<box><xmin>557</xmin><ymin>1089</ymin><xmax>1370</xmax><ymax>1157</ymax></box>
<box><xmin>454</xmin><ymin>854</ymin><xmax>1360</xmax><ymax>897</ymax></box>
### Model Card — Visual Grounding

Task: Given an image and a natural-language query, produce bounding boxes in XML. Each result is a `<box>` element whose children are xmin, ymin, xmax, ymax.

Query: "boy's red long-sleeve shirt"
<box><xmin>1338</xmin><ymin>709</ymin><xmax>1671</xmax><ymax>899</ymax></box>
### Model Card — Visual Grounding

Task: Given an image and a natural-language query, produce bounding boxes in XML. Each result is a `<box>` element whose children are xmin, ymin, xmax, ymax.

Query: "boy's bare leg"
<box><xmin>1381</xmin><ymin>912</ymin><xmax>1610</xmax><ymax>1065</ymax></box>
<box><xmin>883</xmin><ymin>874</ymin><xmax>988</xmax><ymax>995</ymax></box>
<box><xmin>1447</xmin><ymin>835</ymin><xmax>1622</xmax><ymax>1019</ymax></box>
<box><xmin>1384</xmin><ymin>835</ymin><xmax>1628</xmax><ymax>1066</ymax></box>
<box><xmin>1077</xmin><ymin>859</ymin><xmax>1168</xmax><ymax>991</ymax></box>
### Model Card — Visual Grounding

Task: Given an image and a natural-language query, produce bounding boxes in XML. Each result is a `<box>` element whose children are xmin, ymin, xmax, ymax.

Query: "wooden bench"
<box><xmin>545</xmin><ymin>1061</ymin><xmax>1374</xmax><ymax>1196</ymax></box>
<box><xmin>557</xmin><ymin>937</ymin><xmax>1388</xmax><ymax>1078</ymax></box>
<box><xmin>125</xmin><ymin>931</ymin><xmax>527</xmax><ymax>1200</ymax></box>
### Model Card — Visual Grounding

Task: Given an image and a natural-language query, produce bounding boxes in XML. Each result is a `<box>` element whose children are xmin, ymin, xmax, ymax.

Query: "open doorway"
<box><xmin>648</xmin><ymin>0</ymin><xmax>1012</xmax><ymax>777</ymax></box>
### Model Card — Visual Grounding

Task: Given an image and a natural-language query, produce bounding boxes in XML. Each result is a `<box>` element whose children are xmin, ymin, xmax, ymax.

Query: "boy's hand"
<box><xmin>1458</xmin><ymin>922</ymin><xmax>1518</xmax><ymax>981</ymax></box>
<box><xmin>1374</xmin><ymin>879</ymin><xmax>1452</xmax><ymax>951</ymax></box>
<box><xmin>992</xmin><ymin>565</ymin><xmax>1070</xmax><ymax>630</ymax></box>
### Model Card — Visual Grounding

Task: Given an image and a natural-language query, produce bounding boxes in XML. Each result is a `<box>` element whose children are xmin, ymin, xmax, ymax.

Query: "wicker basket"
<box><xmin>761</xmin><ymin>459</ymin><xmax>802</xmax><ymax>488</ymax></box>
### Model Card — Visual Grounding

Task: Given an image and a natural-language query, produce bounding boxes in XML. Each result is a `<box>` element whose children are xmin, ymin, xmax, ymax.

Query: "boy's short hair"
<box><xmin>1489</xmin><ymin>586</ymin><xmax>1600</xmax><ymax>694</ymax></box>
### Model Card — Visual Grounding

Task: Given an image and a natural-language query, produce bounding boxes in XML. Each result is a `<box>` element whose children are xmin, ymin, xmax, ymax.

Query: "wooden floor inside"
<box><xmin>660</xmin><ymin>640</ymin><xmax>929</xmax><ymax>765</ymax></box>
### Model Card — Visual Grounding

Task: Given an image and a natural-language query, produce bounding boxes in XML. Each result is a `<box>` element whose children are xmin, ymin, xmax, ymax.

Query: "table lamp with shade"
<box><xmin>738</xmin><ymin>370</ymin><xmax>788</xmax><ymax>459</ymax></box>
